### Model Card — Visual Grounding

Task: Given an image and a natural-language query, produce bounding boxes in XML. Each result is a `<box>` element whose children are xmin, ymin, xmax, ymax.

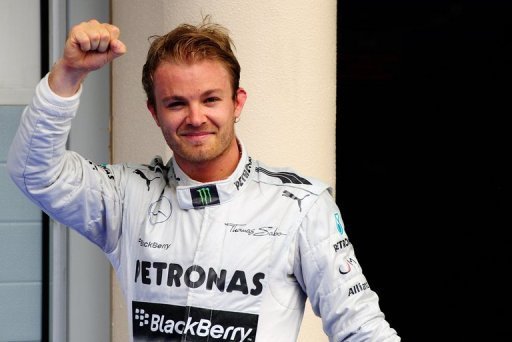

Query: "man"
<box><xmin>7</xmin><ymin>18</ymin><xmax>400</xmax><ymax>341</ymax></box>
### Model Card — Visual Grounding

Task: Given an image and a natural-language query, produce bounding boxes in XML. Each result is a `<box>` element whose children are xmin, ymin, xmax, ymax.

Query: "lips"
<box><xmin>179</xmin><ymin>130</ymin><xmax>214</xmax><ymax>144</ymax></box>
<box><xmin>182</xmin><ymin>131</ymin><xmax>211</xmax><ymax>137</ymax></box>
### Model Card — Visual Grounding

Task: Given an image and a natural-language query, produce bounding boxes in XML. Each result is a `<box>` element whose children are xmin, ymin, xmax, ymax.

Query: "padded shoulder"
<box><xmin>253</xmin><ymin>160</ymin><xmax>331</xmax><ymax>196</ymax></box>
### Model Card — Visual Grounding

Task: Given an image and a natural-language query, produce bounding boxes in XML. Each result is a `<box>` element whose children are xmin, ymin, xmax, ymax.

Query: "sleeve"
<box><xmin>293</xmin><ymin>191</ymin><xmax>400</xmax><ymax>341</ymax></box>
<box><xmin>6</xmin><ymin>73</ymin><xmax>124</xmax><ymax>254</ymax></box>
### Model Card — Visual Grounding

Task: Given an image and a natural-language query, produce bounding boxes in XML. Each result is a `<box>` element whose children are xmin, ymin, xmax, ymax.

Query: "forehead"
<box><xmin>154</xmin><ymin>59</ymin><xmax>230</xmax><ymax>84</ymax></box>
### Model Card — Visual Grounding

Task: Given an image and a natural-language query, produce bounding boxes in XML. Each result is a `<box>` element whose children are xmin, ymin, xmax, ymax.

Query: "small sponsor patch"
<box><xmin>190</xmin><ymin>185</ymin><xmax>221</xmax><ymax>208</ymax></box>
<box><xmin>334</xmin><ymin>213</ymin><xmax>344</xmax><ymax>235</ymax></box>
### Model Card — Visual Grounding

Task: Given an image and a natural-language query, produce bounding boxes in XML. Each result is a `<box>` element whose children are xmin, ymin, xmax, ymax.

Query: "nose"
<box><xmin>186</xmin><ymin>104</ymin><xmax>207</xmax><ymax>127</ymax></box>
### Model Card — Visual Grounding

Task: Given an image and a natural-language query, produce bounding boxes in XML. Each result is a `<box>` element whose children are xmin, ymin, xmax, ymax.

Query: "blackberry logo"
<box><xmin>134</xmin><ymin>308</ymin><xmax>149</xmax><ymax>327</ymax></box>
<box><xmin>132</xmin><ymin>301</ymin><xmax>258</xmax><ymax>341</ymax></box>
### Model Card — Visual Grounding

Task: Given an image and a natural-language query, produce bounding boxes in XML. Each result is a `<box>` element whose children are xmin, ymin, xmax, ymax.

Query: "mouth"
<box><xmin>179</xmin><ymin>131</ymin><xmax>214</xmax><ymax>144</ymax></box>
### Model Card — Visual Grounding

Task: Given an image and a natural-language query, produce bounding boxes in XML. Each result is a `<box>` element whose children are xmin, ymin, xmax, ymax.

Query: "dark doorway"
<box><xmin>337</xmin><ymin>1</ymin><xmax>510</xmax><ymax>340</ymax></box>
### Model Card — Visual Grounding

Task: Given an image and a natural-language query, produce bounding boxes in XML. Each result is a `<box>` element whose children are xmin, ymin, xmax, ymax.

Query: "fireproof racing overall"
<box><xmin>7</xmin><ymin>74</ymin><xmax>400</xmax><ymax>342</ymax></box>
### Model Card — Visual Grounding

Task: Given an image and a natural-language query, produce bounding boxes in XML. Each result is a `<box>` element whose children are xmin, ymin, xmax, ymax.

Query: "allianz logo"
<box><xmin>134</xmin><ymin>307</ymin><xmax>254</xmax><ymax>341</ymax></box>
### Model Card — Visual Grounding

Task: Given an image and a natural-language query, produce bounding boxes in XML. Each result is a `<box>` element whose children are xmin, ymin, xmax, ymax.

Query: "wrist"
<box><xmin>48</xmin><ymin>59</ymin><xmax>88</xmax><ymax>97</ymax></box>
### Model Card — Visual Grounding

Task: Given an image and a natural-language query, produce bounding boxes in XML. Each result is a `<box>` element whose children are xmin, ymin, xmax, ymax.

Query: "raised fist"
<box><xmin>63</xmin><ymin>19</ymin><xmax>126</xmax><ymax>72</ymax></box>
<box><xmin>49</xmin><ymin>19</ymin><xmax>127</xmax><ymax>96</ymax></box>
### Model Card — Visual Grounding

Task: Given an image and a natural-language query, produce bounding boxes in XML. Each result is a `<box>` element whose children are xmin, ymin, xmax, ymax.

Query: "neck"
<box><xmin>176</xmin><ymin>139</ymin><xmax>241</xmax><ymax>183</ymax></box>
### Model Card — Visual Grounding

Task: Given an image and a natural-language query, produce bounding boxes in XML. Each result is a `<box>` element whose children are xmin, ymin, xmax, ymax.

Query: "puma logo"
<box><xmin>282</xmin><ymin>190</ymin><xmax>310</xmax><ymax>212</ymax></box>
<box><xmin>133</xmin><ymin>169</ymin><xmax>160</xmax><ymax>191</ymax></box>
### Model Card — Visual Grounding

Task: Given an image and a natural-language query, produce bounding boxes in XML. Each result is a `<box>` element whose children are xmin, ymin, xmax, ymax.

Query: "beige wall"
<box><xmin>111</xmin><ymin>1</ymin><xmax>336</xmax><ymax>341</ymax></box>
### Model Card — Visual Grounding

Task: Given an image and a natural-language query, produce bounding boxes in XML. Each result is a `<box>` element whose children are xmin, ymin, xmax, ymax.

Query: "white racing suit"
<box><xmin>7</xmin><ymin>74</ymin><xmax>400</xmax><ymax>342</ymax></box>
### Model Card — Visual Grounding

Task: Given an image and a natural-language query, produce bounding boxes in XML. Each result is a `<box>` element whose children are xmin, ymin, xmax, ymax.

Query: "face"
<box><xmin>148</xmin><ymin>59</ymin><xmax>247</xmax><ymax>170</ymax></box>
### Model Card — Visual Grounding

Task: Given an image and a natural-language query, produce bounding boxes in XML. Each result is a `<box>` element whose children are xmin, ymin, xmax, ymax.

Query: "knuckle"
<box><xmin>100</xmin><ymin>30</ymin><xmax>111</xmax><ymax>42</ymax></box>
<box><xmin>110</xmin><ymin>26</ymin><xmax>120</xmax><ymax>37</ymax></box>
<box><xmin>89</xmin><ymin>32</ymin><xmax>100</xmax><ymax>42</ymax></box>
<box><xmin>70</xmin><ymin>23</ymin><xmax>84</xmax><ymax>36</ymax></box>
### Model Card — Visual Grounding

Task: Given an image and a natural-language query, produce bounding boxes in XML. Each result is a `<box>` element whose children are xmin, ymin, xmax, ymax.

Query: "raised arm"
<box><xmin>6</xmin><ymin>20</ymin><xmax>127</xmax><ymax>252</ymax></box>
<box><xmin>49</xmin><ymin>19</ymin><xmax>126</xmax><ymax>97</ymax></box>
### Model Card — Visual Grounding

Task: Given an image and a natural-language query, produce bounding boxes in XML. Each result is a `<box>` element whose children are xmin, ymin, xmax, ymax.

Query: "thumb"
<box><xmin>109</xmin><ymin>39</ymin><xmax>127</xmax><ymax>59</ymax></box>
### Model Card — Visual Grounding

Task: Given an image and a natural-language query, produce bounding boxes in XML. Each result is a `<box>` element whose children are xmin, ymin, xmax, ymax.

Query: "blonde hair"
<box><xmin>142</xmin><ymin>16</ymin><xmax>241</xmax><ymax>107</ymax></box>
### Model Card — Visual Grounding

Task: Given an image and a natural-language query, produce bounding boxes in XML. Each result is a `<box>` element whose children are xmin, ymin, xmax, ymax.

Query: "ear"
<box><xmin>147</xmin><ymin>101</ymin><xmax>161</xmax><ymax>127</ymax></box>
<box><xmin>234</xmin><ymin>87</ymin><xmax>247</xmax><ymax>120</ymax></box>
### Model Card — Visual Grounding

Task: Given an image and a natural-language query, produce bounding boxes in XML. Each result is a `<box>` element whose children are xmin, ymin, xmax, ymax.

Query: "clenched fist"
<box><xmin>49</xmin><ymin>19</ymin><xmax>127</xmax><ymax>97</ymax></box>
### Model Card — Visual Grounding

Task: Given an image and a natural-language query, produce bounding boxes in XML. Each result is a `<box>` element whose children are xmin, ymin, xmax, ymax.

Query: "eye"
<box><xmin>166</xmin><ymin>101</ymin><xmax>185</xmax><ymax>109</ymax></box>
<box><xmin>204</xmin><ymin>97</ymin><xmax>220</xmax><ymax>105</ymax></box>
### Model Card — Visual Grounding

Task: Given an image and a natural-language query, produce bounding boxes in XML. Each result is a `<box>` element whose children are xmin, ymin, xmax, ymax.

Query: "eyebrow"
<box><xmin>161</xmin><ymin>95</ymin><xmax>186</xmax><ymax>103</ymax></box>
<box><xmin>202</xmin><ymin>89</ymin><xmax>223</xmax><ymax>97</ymax></box>
<box><xmin>161</xmin><ymin>89</ymin><xmax>224</xmax><ymax>103</ymax></box>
